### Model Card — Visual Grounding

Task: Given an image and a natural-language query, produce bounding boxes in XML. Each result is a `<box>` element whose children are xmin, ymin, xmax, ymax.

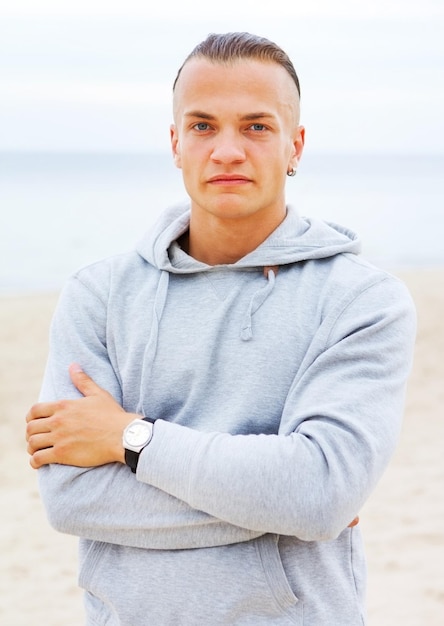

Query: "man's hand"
<box><xmin>26</xmin><ymin>364</ymin><xmax>138</xmax><ymax>469</ymax></box>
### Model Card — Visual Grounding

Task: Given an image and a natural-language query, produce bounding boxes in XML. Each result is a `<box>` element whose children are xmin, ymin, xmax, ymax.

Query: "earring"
<box><xmin>287</xmin><ymin>167</ymin><xmax>297</xmax><ymax>177</ymax></box>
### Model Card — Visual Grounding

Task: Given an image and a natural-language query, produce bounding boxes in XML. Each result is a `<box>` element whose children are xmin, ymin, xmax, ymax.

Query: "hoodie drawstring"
<box><xmin>240</xmin><ymin>267</ymin><xmax>279</xmax><ymax>341</ymax></box>
<box><xmin>138</xmin><ymin>270</ymin><xmax>170</xmax><ymax>414</ymax></box>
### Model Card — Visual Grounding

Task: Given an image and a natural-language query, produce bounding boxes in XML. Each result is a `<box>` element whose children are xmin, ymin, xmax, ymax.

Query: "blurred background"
<box><xmin>1</xmin><ymin>0</ymin><xmax>443</xmax><ymax>293</ymax></box>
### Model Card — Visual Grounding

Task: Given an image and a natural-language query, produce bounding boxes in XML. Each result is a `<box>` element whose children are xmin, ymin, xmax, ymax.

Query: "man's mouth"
<box><xmin>207</xmin><ymin>174</ymin><xmax>252</xmax><ymax>185</ymax></box>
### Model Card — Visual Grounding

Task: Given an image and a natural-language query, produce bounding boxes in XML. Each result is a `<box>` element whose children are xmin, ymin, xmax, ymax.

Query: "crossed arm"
<box><xmin>26</xmin><ymin>363</ymin><xmax>360</xmax><ymax>533</ymax></box>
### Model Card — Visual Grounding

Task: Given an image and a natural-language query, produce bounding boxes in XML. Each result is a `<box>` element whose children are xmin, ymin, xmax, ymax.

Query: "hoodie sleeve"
<box><xmin>37</xmin><ymin>275</ymin><xmax>263</xmax><ymax>549</ymax></box>
<box><xmin>138</xmin><ymin>275</ymin><xmax>416</xmax><ymax>541</ymax></box>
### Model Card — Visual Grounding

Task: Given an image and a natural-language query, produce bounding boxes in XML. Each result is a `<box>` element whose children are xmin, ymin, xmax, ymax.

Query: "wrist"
<box><xmin>115</xmin><ymin>414</ymin><xmax>142</xmax><ymax>464</ymax></box>
<box><xmin>122</xmin><ymin>416</ymin><xmax>155</xmax><ymax>473</ymax></box>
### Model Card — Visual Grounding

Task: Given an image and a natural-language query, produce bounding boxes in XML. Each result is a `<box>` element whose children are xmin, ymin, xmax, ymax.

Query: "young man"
<box><xmin>26</xmin><ymin>32</ymin><xmax>416</xmax><ymax>625</ymax></box>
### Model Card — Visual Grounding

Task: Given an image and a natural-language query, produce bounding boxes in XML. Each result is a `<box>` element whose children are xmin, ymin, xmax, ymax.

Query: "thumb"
<box><xmin>69</xmin><ymin>363</ymin><xmax>106</xmax><ymax>397</ymax></box>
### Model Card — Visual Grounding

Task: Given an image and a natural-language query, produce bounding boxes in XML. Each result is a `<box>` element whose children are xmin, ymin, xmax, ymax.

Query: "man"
<box><xmin>26</xmin><ymin>32</ymin><xmax>416</xmax><ymax>625</ymax></box>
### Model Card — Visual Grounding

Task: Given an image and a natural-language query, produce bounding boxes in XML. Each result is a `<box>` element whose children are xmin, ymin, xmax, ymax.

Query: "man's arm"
<box><xmin>26</xmin><ymin>384</ymin><xmax>265</xmax><ymax>549</ymax></box>
<box><xmin>26</xmin><ymin>276</ymin><xmax>264</xmax><ymax>550</ymax></box>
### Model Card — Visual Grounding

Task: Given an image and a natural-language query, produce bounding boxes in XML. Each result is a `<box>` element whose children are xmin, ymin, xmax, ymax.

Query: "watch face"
<box><xmin>125</xmin><ymin>421</ymin><xmax>152</xmax><ymax>447</ymax></box>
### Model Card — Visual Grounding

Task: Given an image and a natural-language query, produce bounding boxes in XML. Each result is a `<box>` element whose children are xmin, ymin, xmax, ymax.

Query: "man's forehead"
<box><xmin>173</xmin><ymin>57</ymin><xmax>300</xmax><ymax>118</ymax></box>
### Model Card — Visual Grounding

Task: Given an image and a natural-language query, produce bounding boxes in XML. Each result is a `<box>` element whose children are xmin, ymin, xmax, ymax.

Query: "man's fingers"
<box><xmin>27</xmin><ymin>431</ymin><xmax>53</xmax><ymax>455</ymax></box>
<box><xmin>348</xmin><ymin>516</ymin><xmax>359</xmax><ymax>528</ymax></box>
<box><xmin>26</xmin><ymin>402</ymin><xmax>57</xmax><ymax>423</ymax></box>
<box><xmin>29</xmin><ymin>447</ymin><xmax>55</xmax><ymax>470</ymax></box>
<box><xmin>26</xmin><ymin>418</ymin><xmax>56</xmax><ymax>468</ymax></box>
<box><xmin>69</xmin><ymin>363</ymin><xmax>106</xmax><ymax>397</ymax></box>
<box><xmin>26</xmin><ymin>415</ymin><xmax>52</xmax><ymax>442</ymax></box>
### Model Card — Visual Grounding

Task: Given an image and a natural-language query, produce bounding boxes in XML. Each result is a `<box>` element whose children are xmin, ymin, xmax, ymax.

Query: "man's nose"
<box><xmin>210</xmin><ymin>131</ymin><xmax>246</xmax><ymax>164</ymax></box>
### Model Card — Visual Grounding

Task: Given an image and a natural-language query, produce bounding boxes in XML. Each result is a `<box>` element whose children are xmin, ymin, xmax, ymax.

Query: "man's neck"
<box><xmin>184</xmin><ymin>206</ymin><xmax>287</xmax><ymax>265</ymax></box>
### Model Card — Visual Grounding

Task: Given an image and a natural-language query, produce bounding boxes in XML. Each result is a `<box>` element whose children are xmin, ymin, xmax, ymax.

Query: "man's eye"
<box><xmin>194</xmin><ymin>123</ymin><xmax>210</xmax><ymax>131</ymax></box>
<box><xmin>250</xmin><ymin>124</ymin><xmax>266</xmax><ymax>131</ymax></box>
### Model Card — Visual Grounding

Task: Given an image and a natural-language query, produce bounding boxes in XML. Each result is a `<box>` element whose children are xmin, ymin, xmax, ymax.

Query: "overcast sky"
<box><xmin>1</xmin><ymin>0</ymin><xmax>443</xmax><ymax>154</ymax></box>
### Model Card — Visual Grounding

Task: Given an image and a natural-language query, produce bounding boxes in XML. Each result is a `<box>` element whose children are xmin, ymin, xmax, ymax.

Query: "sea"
<box><xmin>1</xmin><ymin>151</ymin><xmax>443</xmax><ymax>295</ymax></box>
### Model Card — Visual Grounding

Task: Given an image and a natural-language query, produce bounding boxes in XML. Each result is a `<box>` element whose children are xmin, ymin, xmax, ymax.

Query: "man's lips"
<box><xmin>207</xmin><ymin>174</ymin><xmax>252</xmax><ymax>185</ymax></box>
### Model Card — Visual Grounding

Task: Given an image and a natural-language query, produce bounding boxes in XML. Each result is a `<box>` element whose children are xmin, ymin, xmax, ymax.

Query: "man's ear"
<box><xmin>291</xmin><ymin>125</ymin><xmax>305</xmax><ymax>168</ymax></box>
<box><xmin>286</xmin><ymin>126</ymin><xmax>305</xmax><ymax>176</ymax></box>
<box><xmin>170</xmin><ymin>124</ymin><xmax>182</xmax><ymax>168</ymax></box>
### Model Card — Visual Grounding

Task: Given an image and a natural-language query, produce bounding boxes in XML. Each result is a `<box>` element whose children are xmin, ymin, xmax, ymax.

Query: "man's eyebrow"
<box><xmin>183</xmin><ymin>111</ymin><xmax>276</xmax><ymax>121</ymax></box>
<box><xmin>184</xmin><ymin>110</ymin><xmax>216</xmax><ymax>120</ymax></box>
<box><xmin>240</xmin><ymin>112</ymin><xmax>276</xmax><ymax>121</ymax></box>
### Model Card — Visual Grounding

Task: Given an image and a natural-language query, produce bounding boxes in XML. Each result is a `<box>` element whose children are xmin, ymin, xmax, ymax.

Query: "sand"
<box><xmin>1</xmin><ymin>269</ymin><xmax>443</xmax><ymax>625</ymax></box>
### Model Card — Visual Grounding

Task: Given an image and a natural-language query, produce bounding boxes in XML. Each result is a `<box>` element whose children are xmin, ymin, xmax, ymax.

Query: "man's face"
<box><xmin>171</xmin><ymin>58</ymin><xmax>304</xmax><ymax>225</ymax></box>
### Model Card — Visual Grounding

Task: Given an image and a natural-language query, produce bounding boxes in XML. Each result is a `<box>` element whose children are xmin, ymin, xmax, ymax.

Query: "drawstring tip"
<box><xmin>240</xmin><ymin>327</ymin><xmax>253</xmax><ymax>341</ymax></box>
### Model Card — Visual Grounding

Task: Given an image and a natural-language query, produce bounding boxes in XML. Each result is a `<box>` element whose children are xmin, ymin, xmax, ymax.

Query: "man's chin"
<box><xmin>202</xmin><ymin>195</ymin><xmax>258</xmax><ymax>220</ymax></box>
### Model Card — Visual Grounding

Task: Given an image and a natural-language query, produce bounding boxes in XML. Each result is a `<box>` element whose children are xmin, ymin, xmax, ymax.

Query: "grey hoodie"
<box><xmin>38</xmin><ymin>203</ymin><xmax>416</xmax><ymax>625</ymax></box>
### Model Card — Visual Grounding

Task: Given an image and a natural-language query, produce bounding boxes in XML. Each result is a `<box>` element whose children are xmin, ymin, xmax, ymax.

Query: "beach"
<box><xmin>1</xmin><ymin>269</ymin><xmax>443</xmax><ymax>625</ymax></box>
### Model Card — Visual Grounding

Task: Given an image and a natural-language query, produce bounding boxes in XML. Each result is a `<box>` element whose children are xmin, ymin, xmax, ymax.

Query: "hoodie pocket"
<box><xmin>78</xmin><ymin>536</ymin><xmax>303</xmax><ymax>625</ymax></box>
<box><xmin>255</xmin><ymin>534</ymin><xmax>302</xmax><ymax>623</ymax></box>
<box><xmin>79</xmin><ymin>540</ymin><xmax>118</xmax><ymax>626</ymax></box>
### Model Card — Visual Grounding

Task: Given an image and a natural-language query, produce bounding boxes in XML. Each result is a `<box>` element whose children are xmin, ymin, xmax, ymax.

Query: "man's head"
<box><xmin>171</xmin><ymin>32</ymin><xmax>305</xmax><ymax>226</ymax></box>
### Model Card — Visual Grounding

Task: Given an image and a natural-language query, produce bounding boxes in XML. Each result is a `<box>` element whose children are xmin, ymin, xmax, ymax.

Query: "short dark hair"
<box><xmin>173</xmin><ymin>32</ymin><xmax>300</xmax><ymax>98</ymax></box>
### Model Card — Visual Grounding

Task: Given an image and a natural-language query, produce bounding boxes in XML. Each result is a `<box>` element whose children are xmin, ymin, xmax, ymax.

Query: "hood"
<box><xmin>136</xmin><ymin>202</ymin><xmax>361</xmax><ymax>273</ymax></box>
<box><xmin>135</xmin><ymin>203</ymin><xmax>361</xmax><ymax>346</ymax></box>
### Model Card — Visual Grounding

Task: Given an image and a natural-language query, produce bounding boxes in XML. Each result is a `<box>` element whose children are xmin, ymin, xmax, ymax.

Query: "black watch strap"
<box><xmin>125</xmin><ymin>448</ymin><xmax>140</xmax><ymax>474</ymax></box>
<box><xmin>125</xmin><ymin>417</ymin><xmax>154</xmax><ymax>474</ymax></box>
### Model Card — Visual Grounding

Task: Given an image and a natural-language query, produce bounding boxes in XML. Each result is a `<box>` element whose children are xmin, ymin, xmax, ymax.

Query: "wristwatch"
<box><xmin>123</xmin><ymin>417</ymin><xmax>154</xmax><ymax>473</ymax></box>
